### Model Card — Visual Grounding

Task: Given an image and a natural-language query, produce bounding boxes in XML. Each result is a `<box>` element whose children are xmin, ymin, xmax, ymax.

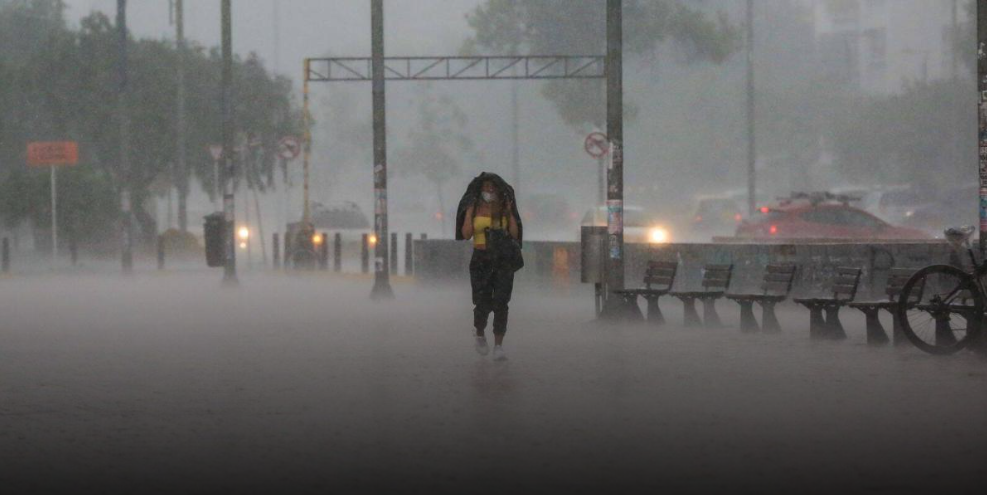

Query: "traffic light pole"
<box><xmin>221</xmin><ymin>0</ymin><xmax>238</xmax><ymax>285</ymax></box>
<box><xmin>370</xmin><ymin>0</ymin><xmax>394</xmax><ymax>300</ymax></box>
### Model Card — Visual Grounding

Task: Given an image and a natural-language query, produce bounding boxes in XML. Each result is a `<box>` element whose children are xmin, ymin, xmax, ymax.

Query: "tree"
<box><xmin>0</xmin><ymin>2</ymin><xmax>301</xmax><ymax>249</ymax></box>
<box><xmin>464</xmin><ymin>0</ymin><xmax>738</xmax><ymax>131</ymax></box>
<box><xmin>394</xmin><ymin>85</ymin><xmax>481</xmax><ymax>236</ymax></box>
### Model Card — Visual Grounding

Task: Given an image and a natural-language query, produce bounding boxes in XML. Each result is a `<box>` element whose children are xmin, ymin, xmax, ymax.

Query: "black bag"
<box><xmin>486</xmin><ymin>228</ymin><xmax>524</xmax><ymax>272</ymax></box>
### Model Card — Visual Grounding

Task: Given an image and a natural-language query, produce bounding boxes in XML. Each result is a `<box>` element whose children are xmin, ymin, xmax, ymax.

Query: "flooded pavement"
<box><xmin>1</xmin><ymin>273</ymin><xmax>985</xmax><ymax>494</ymax></box>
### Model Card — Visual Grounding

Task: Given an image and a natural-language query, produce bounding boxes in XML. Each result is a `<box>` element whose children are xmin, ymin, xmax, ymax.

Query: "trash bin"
<box><xmin>204</xmin><ymin>212</ymin><xmax>227</xmax><ymax>267</ymax></box>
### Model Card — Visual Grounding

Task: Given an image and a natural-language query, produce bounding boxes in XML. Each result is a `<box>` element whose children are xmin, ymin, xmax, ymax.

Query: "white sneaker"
<box><xmin>492</xmin><ymin>345</ymin><xmax>507</xmax><ymax>362</ymax></box>
<box><xmin>475</xmin><ymin>336</ymin><xmax>490</xmax><ymax>356</ymax></box>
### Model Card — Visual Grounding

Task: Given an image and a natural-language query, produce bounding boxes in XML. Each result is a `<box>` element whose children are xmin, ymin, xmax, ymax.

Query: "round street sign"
<box><xmin>278</xmin><ymin>136</ymin><xmax>302</xmax><ymax>160</ymax></box>
<box><xmin>585</xmin><ymin>132</ymin><xmax>609</xmax><ymax>159</ymax></box>
<box><xmin>208</xmin><ymin>144</ymin><xmax>223</xmax><ymax>161</ymax></box>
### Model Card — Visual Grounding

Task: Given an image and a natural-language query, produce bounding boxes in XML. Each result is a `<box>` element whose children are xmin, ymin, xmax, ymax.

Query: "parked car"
<box><xmin>901</xmin><ymin>184</ymin><xmax>978</xmax><ymax>237</ymax></box>
<box><xmin>580</xmin><ymin>205</ymin><xmax>672</xmax><ymax>244</ymax></box>
<box><xmin>736</xmin><ymin>193</ymin><xmax>930</xmax><ymax>240</ymax></box>
<box><xmin>690</xmin><ymin>195</ymin><xmax>746</xmax><ymax>238</ymax></box>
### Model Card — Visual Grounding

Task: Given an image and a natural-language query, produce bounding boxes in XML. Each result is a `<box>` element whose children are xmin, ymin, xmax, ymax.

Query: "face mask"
<box><xmin>481</xmin><ymin>192</ymin><xmax>496</xmax><ymax>203</ymax></box>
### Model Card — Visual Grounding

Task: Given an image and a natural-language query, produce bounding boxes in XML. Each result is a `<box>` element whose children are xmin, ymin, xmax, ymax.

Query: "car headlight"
<box><xmin>648</xmin><ymin>227</ymin><xmax>670</xmax><ymax>244</ymax></box>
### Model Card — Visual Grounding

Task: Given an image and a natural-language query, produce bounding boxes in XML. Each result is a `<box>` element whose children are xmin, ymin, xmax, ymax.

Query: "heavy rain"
<box><xmin>2</xmin><ymin>1</ymin><xmax>986</xmax><ymax>493</ymax></box>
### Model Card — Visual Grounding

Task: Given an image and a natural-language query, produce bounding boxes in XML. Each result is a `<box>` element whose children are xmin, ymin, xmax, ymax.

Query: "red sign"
<box><xmin>27</xmin><ymin>142</ymin><xmax>78</xmax><ymax>166</ymax></box>
<box><xmin>278</xmin><ymin>136</ymin><xmax>301</xmax><ymax>160</ymax></box>
<box><xmin>584</xmin><ymin>132</ymin><xmax>609</xmax><ymax>159</ymax></box>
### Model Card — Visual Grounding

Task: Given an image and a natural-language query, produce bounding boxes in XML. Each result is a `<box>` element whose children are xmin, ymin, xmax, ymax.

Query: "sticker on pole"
<box><xmin>27</xmin><ymin>142</ymin><xmax>78</xmax><ymax>166</ymax></box>
<box><xmin>278</xmin><ymin>136</ymin><xmax>302</xmax><ymax>160</ymax></box>
<box><xmin>208</xmin><ymin>144</ymin><xmax>224</xmax><ymax>161</ymax></box>
<box><xmin>584</xmin><ymin>132</ymin><xmax>609</xmax><ymax>159</ymax></box>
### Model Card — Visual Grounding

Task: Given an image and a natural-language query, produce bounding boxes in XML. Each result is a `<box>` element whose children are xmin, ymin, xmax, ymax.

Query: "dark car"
<box><xmin>690</xmin><ymin>196</ymin><xmax>746</xmax><ymax>236</ymax></box>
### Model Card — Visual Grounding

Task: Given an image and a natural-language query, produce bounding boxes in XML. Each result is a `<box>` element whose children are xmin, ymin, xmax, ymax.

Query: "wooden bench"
<box><xmin>670</xmin><ymin>264</ymin><xmax>734</xmax><ymax>328</ymax></box>
<box><xmin>725</xmin><ymin>264</ymin><xmax>797</xmax><ymax>333</ymax></box>
<box><xmin>848</xmin><ymin>268</ymin><xmax>921</xmax><ymax>346</ymax></box>
<box><xmin>613</xmin><ymin>260</ymin><xmax>678</xmax><ymax>325</ymax></box>
<box><xmin>794</xmin><ymin>267</ymin><xmax>862</xmax><ymax>340</ymax></box>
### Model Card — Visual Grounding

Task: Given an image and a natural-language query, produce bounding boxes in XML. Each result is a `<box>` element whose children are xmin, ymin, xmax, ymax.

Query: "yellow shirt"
<box><xmin>473</xmin><ymin>215</ymin><xmax>503</xmax><ymax>247</ymax></box>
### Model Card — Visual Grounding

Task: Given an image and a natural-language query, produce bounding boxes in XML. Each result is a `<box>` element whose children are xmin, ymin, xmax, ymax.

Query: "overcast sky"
<box><xmin>64</xmin><ymin>0</ymin><xmax>485</xmax><ymax>82</ymax></box>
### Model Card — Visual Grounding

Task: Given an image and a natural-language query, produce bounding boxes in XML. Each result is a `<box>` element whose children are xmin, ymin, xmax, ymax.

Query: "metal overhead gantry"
<box><xmin>306</xmin><ymin>55</ymin><xmax>605</xmax><ymax>82</ymax></box>
<box><xmin>304</xmin><ymin>0</ymin><xmax>631</xmax><ymax>312</ymax></box>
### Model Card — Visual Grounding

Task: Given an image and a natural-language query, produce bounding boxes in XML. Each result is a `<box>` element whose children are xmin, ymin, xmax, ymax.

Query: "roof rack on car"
<box><xmin>775</xmin><ymin>191</ymin><xmax>861</xmax><ymax>207</ymax></box>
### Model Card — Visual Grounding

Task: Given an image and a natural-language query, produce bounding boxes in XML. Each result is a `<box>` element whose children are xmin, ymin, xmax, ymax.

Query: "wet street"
<box><xmin>2</xmin><ymin>273</ymin><xmax>986</xmax><ymax>494</ymax></box>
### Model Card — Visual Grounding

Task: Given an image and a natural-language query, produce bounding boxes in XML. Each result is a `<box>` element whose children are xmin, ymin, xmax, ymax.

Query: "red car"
<box><xmin>736</xmin><ymin>202</ymin><xmax>930</xmax><ymax>240</ymax></box>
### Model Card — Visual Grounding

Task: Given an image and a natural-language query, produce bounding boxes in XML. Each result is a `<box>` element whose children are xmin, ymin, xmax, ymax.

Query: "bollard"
<box><xmin>69</xmin><ymin>238</ymin><xmax>78</xmax><ymax>266</ymax></box>
<box><xmin>157</xmin><ymin>235</ymin><xmax>165</xmax><ymax>270</ymax></box>
<box><xmin>405</xmin><ymin>232</ymin><xmax>413</xmax><ymax>276</ymax></box>
<box><xmin>333</xmin><ymin>233</ymin><xmax>342</xmax><ymax>273</ymax></box>
<box><xmin>1</xmin><ymin>237</ymin><xmax>9</xmax><ymax>273</ymax></box>
<box><xmin>273</xmin><ymin>233</ymin><xmax>281</xmax><ymax>270</ymax></box>
<box><xmin>283</xmin><ymin>233</ymin><xmax>292</xmax><ymax>271</ymax></box>
<box><xmin>361</xmin><ymin>233</ymin><xmax>369</xmax><ymax>274</ymax></box>
<box><xmin>319</xmin><ymin>232</ymin><xmax>329</xmax><ymax>271</ymax></box>
<box><xmin>390</xmin><ymin>232</ymin><xmax>398</xmax><ymax>275</ymax></box>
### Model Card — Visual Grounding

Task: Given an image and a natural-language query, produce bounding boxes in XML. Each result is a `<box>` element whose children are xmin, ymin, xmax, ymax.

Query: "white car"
<box><xmin>580</xmin><ymin>205</ymin><xmax>672</xmax><ymax>244</ymax></box>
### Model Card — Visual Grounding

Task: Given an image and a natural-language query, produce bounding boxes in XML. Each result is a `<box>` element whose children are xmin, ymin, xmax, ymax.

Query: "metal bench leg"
<box><xmin>738</xmin><ymin>301</ymin><xmax>759</xmax><ymax>333</ymax></box>
<box><xmin>644</xmin><ymin>296</ymin><xmax>665</xmax><ymax>326</ymax></box>
<box><xmin>808</xmin><ymin>305</ymin><xmax>826</xmax><ymax>340</ymax></box>
<box><xmin>702</xmin><ymin>298</ymin><xmax>724</xmax><ymax>329</ymax></box>
<box><xmin>760</xmin><ymin>301</ymin><xmax>782</xmax><ymax>333</ymax></box>
<box><xmin>681</xmin><ymin>297</ymin><xmax>702</xmax><ymax>328</ymax></box>
<box><xmin>824</xmin><ymin>306</ymin><xmax>848</xmax><ymax>340</ymax></box>
<box><xmin>862</xmin><ymin>308</ymin><xmax>889</xmax><ymax>346</ymax></box>
<box><xmin>890</xmin><ymin>307</ymin><xmax>908</xmax><ymax>347</ymax></box>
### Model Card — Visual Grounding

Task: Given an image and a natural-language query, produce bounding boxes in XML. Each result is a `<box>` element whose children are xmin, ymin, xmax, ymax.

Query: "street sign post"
<box><xmin>208</xmin><ymin>144</ymin><xmax>223</xmax><ymax>208</ymax></box>
<box><xmin>585</xmin><ymin>132</ymin><xmax>609</xmax><ymax>205</ymax></box>
<box><xmin>277</xmin><ymin>136</ymin><xmax>301</xmax><ymax>257</ymax></box>
<box><xmin>27</xmin><ymin>141</ymin><xmax>79</xmax><ymax>266</ymax></box>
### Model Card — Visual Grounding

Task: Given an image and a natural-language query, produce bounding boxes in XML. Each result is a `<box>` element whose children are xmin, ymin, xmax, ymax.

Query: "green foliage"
<box><xmin>464</xmin><ymin>0</ymin><xmax>739</xmax><ymax>130</ymax></box>
<box><xmin>0</xmin><ymin>0</ymin><xmax>300</xmax><ymax>245</ymax></box>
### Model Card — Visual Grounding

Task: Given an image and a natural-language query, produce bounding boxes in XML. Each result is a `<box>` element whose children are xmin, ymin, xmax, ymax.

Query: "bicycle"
<box><xmin>896</xmin><ymin>226</ymin><xmax>985</xmax><ymax>355</ymax></box>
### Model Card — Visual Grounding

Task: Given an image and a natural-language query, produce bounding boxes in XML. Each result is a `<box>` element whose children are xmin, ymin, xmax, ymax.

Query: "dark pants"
<box><xmin>470</xmin><ymin>249</ymin><xmax>515</xmax><ymax>336</ymax></box>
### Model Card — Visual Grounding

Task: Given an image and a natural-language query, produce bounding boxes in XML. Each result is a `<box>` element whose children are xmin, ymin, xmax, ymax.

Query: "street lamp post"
<box><xmin>117</xmin><ymin>0</ymin><xmax>133</xmax><ymax>274</ymax></box>
<box><xmin>600</xmin><ymin>0</ymin><xmax>628</xmax><ymax>318</ymax></box>
<box><xmin>370</xmin><ymin>0</ymin><xmax>394</xmax><ymax>300</ymax></box>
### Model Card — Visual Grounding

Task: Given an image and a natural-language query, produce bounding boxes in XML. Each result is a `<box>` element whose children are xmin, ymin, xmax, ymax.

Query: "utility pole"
<box><xmin>601</xmin><ymin>0</ymin><xmax>626</xmax><ymax>318</ymax></box>
<box><xmin>746</xmin><ymin>0</ymin><xmax>757</xmax><ymax>216</ymax></box>
<box><xmin>118</xmin><ymin>0</ymin><xmax>133</xmax><ymax>274</ymax></box>
<box><xmin>978</xmin><ymin>0</ymin><xmax>987</xmax><ymax>256</ymax></box>
<box><xmin>221</xmin><ymin>0</ymin><xmax>238</xmax><ymax>285</ymax></box>
<box><xmin>175</xmin><ymin>0</ymin><xmax>189</xmax><ymax>233</ymax></box>
<box><xmin>370</xmin><ymin>0</ymin><xmax>394</xmax><ymax>300</ymax></box>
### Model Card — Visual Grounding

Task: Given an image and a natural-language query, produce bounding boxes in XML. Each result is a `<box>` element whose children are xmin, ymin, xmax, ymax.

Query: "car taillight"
<box><xmin>760</xmin><ymin>207</ymin><xmax>770</xmax><ymax>214</ymax></box>
<box><xmin>734</xmin><ymin>214</ymin><xmax>743</xmax><ymax>222</ymax></box>
<box><xmin>769</xmin><ymin>225</ymin><xmax>778</xmax><ymax>235</ymax></box>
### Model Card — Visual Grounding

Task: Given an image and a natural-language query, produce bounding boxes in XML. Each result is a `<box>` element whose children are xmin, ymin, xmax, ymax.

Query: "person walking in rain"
<box><xmin>457</xmin><ymin>172</ymin><xmax>523</xmax><ymax>361</ymax></box>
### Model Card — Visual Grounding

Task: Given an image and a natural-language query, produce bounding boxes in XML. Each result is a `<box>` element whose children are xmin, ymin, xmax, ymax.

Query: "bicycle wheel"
<box><xmin>896</xmin><ymin>265</ymin><xmax>983</xmax><ymax>355</ymax></box>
